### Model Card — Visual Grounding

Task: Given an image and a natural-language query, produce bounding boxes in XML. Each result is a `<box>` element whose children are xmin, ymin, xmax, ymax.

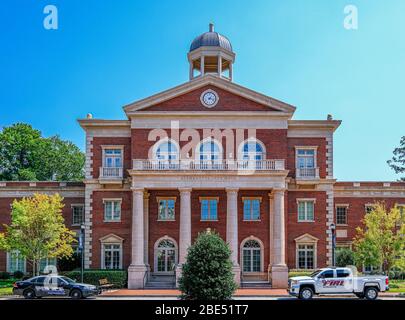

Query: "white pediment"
<box><xmin>99</xmin><ymin>233</ymin><xmax>124</xmax><ymax>243</ymax></box>
<box><xmin>294</xmin><ymin>233</ymin><xmax>319</xmax><ymax>243</ymax></box>
<box><xmin>123</xmin><ymin>74</ymin><xmax>296</xmax><ymax>115</ymax></box>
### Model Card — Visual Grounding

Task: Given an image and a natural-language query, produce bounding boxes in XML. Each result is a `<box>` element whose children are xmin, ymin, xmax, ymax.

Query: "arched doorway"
<box><xmin>242</xmin><ymin>239</ymin><xmax>262</xmax><ymax>273</ymax></box>
<box><xmin>154</xmin><ymin>238</ymin><xmax>177</xmax><ymax>274</ymax></box>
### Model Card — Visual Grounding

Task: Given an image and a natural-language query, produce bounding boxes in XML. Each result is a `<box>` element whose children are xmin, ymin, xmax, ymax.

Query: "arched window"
<box><xmin>155</xmin><ymin>141</ymin><xmax>178</xmax><ymax>161</ymax></box>
<box><xmin>196</xmin><ymin>139</ymin><xmax>222</xmax><ymax>169</ymax></box>
<box><xmin>242</xmin><ymin>239</ymin><xmax>262</xmax><ymax>272</ymax></box>
<box><xmin>155</xmin><ymin>238</ymin><xmax>177</xmax><ymax>273</ymax></box>
<box><xmin>238</xmin><ymin>139</ymin><xmax>265</xmax><ymax>169</ymax></box>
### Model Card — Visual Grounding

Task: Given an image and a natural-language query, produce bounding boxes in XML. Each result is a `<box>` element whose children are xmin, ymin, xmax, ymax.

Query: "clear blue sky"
<box><xmin>1</xmin><ymin>0</ymin><xmax>404</xmax><ymax>181</ymax></box>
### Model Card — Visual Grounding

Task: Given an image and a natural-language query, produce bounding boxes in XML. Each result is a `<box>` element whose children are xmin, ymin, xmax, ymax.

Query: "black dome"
<box><xmin>189</xmin><ymin>25</ymin><xmax>233</xmax><ymax>53</ymax></box>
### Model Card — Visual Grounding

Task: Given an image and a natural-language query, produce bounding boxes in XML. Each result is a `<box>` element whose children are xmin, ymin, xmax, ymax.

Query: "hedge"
<box><xmin>288</xmin><ymin>269</ymin><xmax>314</xmax><ymax>278</ymax></box>
<box><xmin>62</xmin><ymin>270</ymin><xmax>127</xmax><ymax>288</ymax></box>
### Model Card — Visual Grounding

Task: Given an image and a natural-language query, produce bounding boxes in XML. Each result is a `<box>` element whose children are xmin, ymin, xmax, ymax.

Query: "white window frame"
<box><xmin>71</xmin><ymin>204</ymin><xmax>84</xmax><ymax>226</ymax></box>
<box><xmin>157</xmin><ymin>197</ymin><xmax>176</xmax><ymax>221</ymax></box>
<box><xmin>199</xmin><ymin>197</ymin><xmax>219</xmax><ymax>221</ymax></box>
<box><xmin>295</xmin><ymin>234</ymin><xmax>318</xmax><ymax>270</ymax></box>
<box><xmin>39</xmin><ymin>257</ymin><xmax>57</xmax><ymax>273</ymax></box>
<box><xmin>242</xmin><ymin>197</ymin><xmax>262</xmax><ymax>221</ymax></box>
<box><xmin>101</xmin><ymin>145</ymin><xmax>124</xmax><ymax>168</ymax></box>
<box><xmin>240</xmin><ymin>237</ymin><xmax>264</xmax><ymax>273</ymax></box>
<box><xmin>335</xmin><ymin>204</ymin><xmax>349</xmax><ymax>226</ymax></box>
<box><xmin>237</xmin><ymin>138</ymin><xmax>266</xmax><ymax>161</ymax></box>
<box><xmin>297</xmin><ymin>198</ymin><xmax>316</xmax><ymax>222</ymax></box>
<box><xmin>103</xmin><ymin>198</ymin><xmax>122</xmax><ymax>222</ymax></box>
<box><xmin>153</xmin><ymin>236</ymin><xmax>178</xmax><ymax>274</ymax></box>
<box><xmin>296</xmin><ymin>244</ymin><xmax>316</xmax><ymax>270</ymax></box>
<box><xmin>195</xmin><ymin>138</ymin><xmax>223</xmax><ymax>162</ymax></box>
<box><xmin>295</xmin><ymin>146</ymin><xmax>317</xmax><ymax>169</ymax></box>
<box><xmin>152</xmin><ymin>138</ymin><xmax>180</xmax><ymax>161</ymax></box>
<box><xmin>6</xmin><ymin>250</ymin><xmax>26</xmax><ymax>273</ymax></box>
<box><xmin>101</xmin><ymin>243</ymin><xmax>123</xmax><ymax>270</ymax></box>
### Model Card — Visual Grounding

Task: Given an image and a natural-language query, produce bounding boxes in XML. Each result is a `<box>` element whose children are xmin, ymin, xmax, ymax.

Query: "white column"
<box><xmin>271</xmin><ymin>189</ymin><xmax>288</xmax><ymax>288</ymax></box>
<box><xmin>143</xmin><ymin>191</ymin><xmax>150</xmax><ymax>268</ymax></box>
<box><xmin>218</xmin><ymin>55</ymin><xmax>222</xmax><ymax>77</ymax></box>
<box><xmin>226</xmin><ymin>188</ymin><xmax>240</xmax><ymax>284</ymax></box>
<box><xmin>201</xmin><ymin>55</ymin><xmax>205</xmax><ymax>76</ymax></box>
<box><xmin>128</xmin><ymin>188</ymin><xmax>147</xmax><ymax>289</ymax></box>
<box><xmin>268</xmin><ymin>193</ymin><xmax>274</xmax><ymax>270</ymax></box>
<box><xmin>178</xmin><ymin>188</ymin><xmax>192</xmax><ymax>264</ymax></box>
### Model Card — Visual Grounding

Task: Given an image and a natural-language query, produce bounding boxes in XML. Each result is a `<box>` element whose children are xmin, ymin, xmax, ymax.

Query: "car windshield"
<box><xmin>59</xmin><ymin>276</ymin><xmax>76</xmax><ymax>284</ymax></box>
<box><xmin>310</xmin><ymin>270</ymin><xmax>322</xmax><ymax>277</ymax></box>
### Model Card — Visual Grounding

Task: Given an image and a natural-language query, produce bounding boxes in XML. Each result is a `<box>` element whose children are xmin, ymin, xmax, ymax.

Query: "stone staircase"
<box><xmin>145</xmin><ymin>273</ymin><xmax>176</xmax><ymax>289</ymax></box>
<box><xmin>240</xmin><ymin>280</ymin><xmax>272</xmax><ymax>289</ymax></box>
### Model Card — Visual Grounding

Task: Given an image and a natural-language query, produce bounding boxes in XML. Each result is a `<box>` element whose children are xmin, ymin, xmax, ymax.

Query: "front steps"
<box><xmin>240</xmin><ymin>281</ymin><xmax>272</xmax><ymax>289</ymax></box>
<box><xmin>144</xmin><ymin>273</ymin><xmax>176</xmax><ymax>289</ymax></box>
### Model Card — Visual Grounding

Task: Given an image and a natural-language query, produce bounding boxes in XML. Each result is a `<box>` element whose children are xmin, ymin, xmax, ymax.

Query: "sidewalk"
<box><xmin>101</xmin><ymin>288</ymin><xmax>289</xmax><ymax>297</ymax></box>
<box><xmin>100</xmin><ymin>288</ymin><xmax>403</xmax><ymax>298</ymax></box>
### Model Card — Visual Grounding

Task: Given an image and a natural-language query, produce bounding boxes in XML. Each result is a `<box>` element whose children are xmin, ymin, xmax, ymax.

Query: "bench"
<box><xmin>98</xmin><ymin>278</ymin><xmax>114</xmax><ymax>291</ymax></box>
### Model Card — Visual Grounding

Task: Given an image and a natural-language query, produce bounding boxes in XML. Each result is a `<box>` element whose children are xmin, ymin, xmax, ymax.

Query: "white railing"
<box><xmin>99</xmin><ymin>167</ymin><xmax>123</xmax><ymax>179</ymax></box>
<box><xmin>132</xmin><ymin>159</ymin><xmax>285</xmax><ymax>171</ymax></box>
<box><xmin>296</xmin><ymin>167</ymin><xmax>320</xmax><ymax>179</ymax></box>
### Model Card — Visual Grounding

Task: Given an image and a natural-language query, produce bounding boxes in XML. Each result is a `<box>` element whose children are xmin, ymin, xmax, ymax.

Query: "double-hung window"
<box><xmin>7</xmin><ymin>250</ymin><xmax>26</xmax><ymax>273</ymax></box>
<box><xmin>72</xmin><ymin>205</ymin><xmax>84</xmax><ymax>226</ymax></box>
<box><xmin>158</xmin><ymin>197</ymin><xmax>176</xmax><ymax>221</ymax></box>
<box><xmin>104</xmin><ymin>199</ymin><xmax>121</xmax><ymax>222</ymax></box>
<box><xmin>103</xmin><ymin>148</ymin><xmax>123</xmax><ymax>168</ymax></box>
<box><xmin>103</xmin><ymin>244</ymin><xmax>122</xmax><ymax>269</ymax></box>
<box><xmin>336</xmin><ymin>205</ymin><xmax>348</xmax><ymax>225</ymax></box>
<box><xmin>297</xmin><ymin>244</ymin><xmax>315</xmax><ymax>269</ymax></box>
<box><xmin>200</xmin><ymin>197</ymin><xmax>218</xmax><ymax>221</ymax></box>
<box><xmin>243</xmin><ymin>197</ymin><xmax>261</xmax><ymax>221</ymax></box>
<box><xmin>297</xmin><ymin>200</ymin><xmax>315</xmax><ymax>222</ymax></box>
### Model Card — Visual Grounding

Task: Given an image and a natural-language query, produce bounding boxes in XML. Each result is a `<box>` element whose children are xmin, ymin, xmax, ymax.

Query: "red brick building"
<box><xmin>1</xmin><ymin>25</ymin><xmax>404</xmax><ymax>289</ymax></box>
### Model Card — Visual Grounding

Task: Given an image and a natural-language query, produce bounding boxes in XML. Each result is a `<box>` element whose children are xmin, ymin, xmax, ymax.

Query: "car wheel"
<box><xmin>23</xmin><ymin>289</ymin><xmax>36</xmax><ymax>299</ymax></box>
<box><xmin>70</xmin><ymin>289</ymin><xmax>83</xmax><ymax>299</ymax></box>
<box><xmin>364</xmin><ymin>287</ymin><xmax>378</xmax><ymax>300</ymax></box>
<box><xmin>299</xmin><ymin>287</ymin><xmax>314</xmax><ymax>300</ymax></box>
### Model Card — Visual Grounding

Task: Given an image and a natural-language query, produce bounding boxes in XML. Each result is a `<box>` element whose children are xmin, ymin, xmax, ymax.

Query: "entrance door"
<box><xmin>242</xmin><ymin>240</ymin><xmax>261</xmax><ymax>273</ymax></box>
<box><xmin>155</xmin><ymin>239</ymin><xmax>176</xmax><ymax>273</ymax></box>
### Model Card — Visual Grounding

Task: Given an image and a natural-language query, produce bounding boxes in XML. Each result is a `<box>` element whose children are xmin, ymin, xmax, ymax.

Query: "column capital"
<box><xmin>272</xmin><ymin>188</ymin><xmax>286</xmax><ymax>195</ymax></box>
<box><xmin>132</xmin><ymin>187</ymin><xmax>144</xmax><ymax>195</ymax></box>
<box><xmin>143</xmin><ymin>191</ymin><xmax>150</xmax><ymax>199</ymax></box>
<box><xmin>178</xmin><ymin>187</ymin><xmax>192</xmax><ymax>194</ymax></box>
<box><xmin>225</xmin><ymin>187</ymin><xmax>239</xmax><ymax>194</ymax></box>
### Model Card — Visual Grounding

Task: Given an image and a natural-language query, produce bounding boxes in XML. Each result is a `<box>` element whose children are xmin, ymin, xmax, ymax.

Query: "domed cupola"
<box><xmin>188</xmin><ymin>23</ymin><xmax>235</xmax><ymax>81</ymax></box>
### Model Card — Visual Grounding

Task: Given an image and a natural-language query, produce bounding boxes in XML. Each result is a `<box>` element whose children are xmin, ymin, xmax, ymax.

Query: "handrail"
<box><xmin>133</xmin><ymin>159</ymin><xmax>285</xmax><ymax>171</ymax></box>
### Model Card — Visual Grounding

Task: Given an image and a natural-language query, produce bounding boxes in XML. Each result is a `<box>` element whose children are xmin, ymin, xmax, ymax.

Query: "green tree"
<box><xmin>336</xmin><ymin>248</ymin><xmax>355</xmax><ymax>267</ymax></box>
<box><xmin>179</xmin><ymin>230</ymin><xmax>237</xmax><ymax>300</ymax></box>
<box><xmin>0</xmin><ymin>123</ymin><xmax>85</xmax><ymax>181</ymax></box>
<box><xmin>0</xmin><ymin>193</ymin><xmax>76</xmax><ymax>275</ymax></box>
<box><xmin>353</xmin><ymin>202</ymin><xmax>405</xmax><ymax>273</ymax></box>
<box><xmin>387</xmin><ymin>136</ymin><xmax>405</xmax><ymax>181</ymax></box>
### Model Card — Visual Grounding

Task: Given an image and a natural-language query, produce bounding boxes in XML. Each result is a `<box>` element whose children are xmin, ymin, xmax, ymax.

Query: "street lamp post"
<box><xmin>80</xmin><ymin>224</ymin><xmax>85</xmax><ymax>283</ymax></box>
<box><xmin>330</xmin><ymin>223</ymin><xmax>336</xmax><ymax>266</ymax></box>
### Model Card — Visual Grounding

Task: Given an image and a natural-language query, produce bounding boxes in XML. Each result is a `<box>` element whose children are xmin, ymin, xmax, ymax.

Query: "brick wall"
<box><xmin>286</xmin><ymin>191</ymin><xmax>328</xmax><ymax>269</ymax></box>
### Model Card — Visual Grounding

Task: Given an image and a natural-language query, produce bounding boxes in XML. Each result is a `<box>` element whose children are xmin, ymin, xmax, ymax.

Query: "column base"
<box><xmin>271</xmin><ymin>264</ymin><xmax>288</xmax><ymax>289</ymax></box>
<box><xmin>232</xmin><ymin>265</ymin><xmax>241</xmax><ymax>286</ymax></box>
<box><xmin>128</xmin><ymin>264</ymin><xmax>147</xmax><ymax>289</ymax></box>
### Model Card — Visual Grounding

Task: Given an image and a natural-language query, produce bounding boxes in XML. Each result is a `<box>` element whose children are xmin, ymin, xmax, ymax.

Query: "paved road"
<box><xmin>0</xmin><ymin>295</ymin><xmax>403</xmax><ymax>300</ymax></box>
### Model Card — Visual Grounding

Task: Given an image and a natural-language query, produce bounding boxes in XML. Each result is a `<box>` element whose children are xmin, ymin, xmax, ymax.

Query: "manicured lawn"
<box><xmin>389</xmin><ymin>280</ymin><xmax>405</xmax><ymax>293</ymax></box>
<box><xmin>0</xmin><ymin>287</ymin><xmax>13</xmax><ymax>295</ymax></box>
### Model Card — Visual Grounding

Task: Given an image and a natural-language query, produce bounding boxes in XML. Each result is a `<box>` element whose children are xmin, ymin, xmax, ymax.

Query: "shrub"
<box><xmin>0</xmin><ymin>272</ymin><xmax>11</xmax><ymax>280</ymax></box>
<box><xmin>336</xmin><ymin>248</ymin><xmax>355</xmax><ymax>267</ymax></box>
<box><xmin>62</xmin><ymin>270</ymin><xmax>127</xmax><ymax>288</ymax></box>
<box><xmin>13</xmin><ymin>271</ymin><xmax>24</xmax><ymax>279</ymax></box>
<box><xmin>179</xmin><ymin>231</ymin><xmax>237</xmax><ymax>300</ymax></box>
<box><xmin>57</xmin><ymin>252</ymin><xmax>81</xmax><ymax>271</ymax></box>
<box><xmin>288</xmin><ymin>270</ymin><xmax>313</xmax><ymax>278</ymax></box>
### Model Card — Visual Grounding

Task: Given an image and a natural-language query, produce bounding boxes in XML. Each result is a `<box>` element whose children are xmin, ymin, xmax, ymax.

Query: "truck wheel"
<box><xmin>23</xmin><ymin>289</ymin><xmax>36</xmax><ymax>299</ymax></box>
<box><xmin>364</xmin><ymin>287</ymin><xmax>378</xmax><ymax>300</ymax></box>
<box><xmin>299</xmin><ymin>287</ymin><xmax>314</xmax><ymax>300</ymax></box>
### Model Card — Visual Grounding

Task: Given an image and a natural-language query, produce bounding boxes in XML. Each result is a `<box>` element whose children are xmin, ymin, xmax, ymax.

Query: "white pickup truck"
<box><xmin>288</xmin><ymin>267</ymin><xmax>389</xmax><ymax>300</ymax></box>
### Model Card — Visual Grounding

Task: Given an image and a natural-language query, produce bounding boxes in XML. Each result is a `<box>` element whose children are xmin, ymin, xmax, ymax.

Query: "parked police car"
<box><xmin>13</xmin><ymin>275</ymin><xmax>99</xmax><ymax>299</ymax></box>
<box><xmin>288</xmin><ymin>267</ymin><xmax>389</xmax><ymax>300</ymax></box>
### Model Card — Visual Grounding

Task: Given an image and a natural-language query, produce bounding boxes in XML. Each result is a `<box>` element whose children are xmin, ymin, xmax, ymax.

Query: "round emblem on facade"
<box><xmin>200</xmin><ymin>89</ymin><xmax>219</xmax><ymax>108</ymax></box>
